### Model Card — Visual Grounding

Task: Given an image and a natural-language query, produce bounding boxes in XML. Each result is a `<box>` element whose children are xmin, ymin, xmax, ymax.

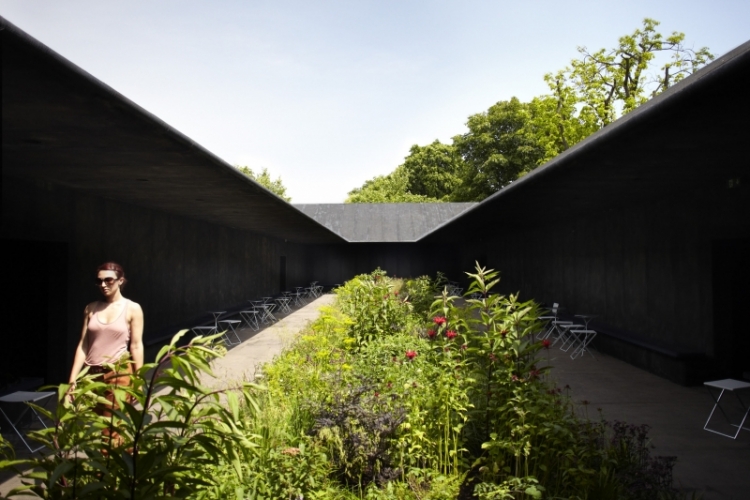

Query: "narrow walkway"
<box><xmin>202</xmin><ymin>294</ymin><xmax>336</xmax><ymax>388</ymax></box>
<box><xmin>0</xmin><ymin>294</ymin><xmax>336</xmax><ymax>498</ymax></box>
<box><xmin>548</xmin><ymin>350</ymin><xmax>750</xmax><ymax>500</ymax></box>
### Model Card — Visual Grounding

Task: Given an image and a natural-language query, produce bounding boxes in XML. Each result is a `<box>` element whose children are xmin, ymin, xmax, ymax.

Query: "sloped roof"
<box><xmin>294</xmin><ymin>203</ymin><xmax>476</xmax><ymax>242</ymax></box>
<box><xmin>1</xmin><ymin>16</ymin><xmax>344</xmax><ymax>245</ymax></box>
<box><xmin>422</xmin><ymin>39</ymin><xmax>750</xmax><ymax>241</ymax></box>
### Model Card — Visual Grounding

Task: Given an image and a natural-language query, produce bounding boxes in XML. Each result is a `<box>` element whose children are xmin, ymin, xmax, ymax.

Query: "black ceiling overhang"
<box><xmin>0</xmin><ymin>17</ymin><xmax>345</xmax><ymax>245</ymax></box>
<box><xmin>421</xmin><ymin>40</ymin><xmax>750</xmax><ymax>242</ymax></box>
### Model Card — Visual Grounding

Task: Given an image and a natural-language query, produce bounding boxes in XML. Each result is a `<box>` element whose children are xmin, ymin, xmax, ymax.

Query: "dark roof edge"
<box><xmin>417</xmin><ymin>39</ymin><xmax>750</xmax><ymax>241</ymax></box>
<box><xmin>0</xmin><ymin>16</ymin><xmax>345</xmax><ymax>244</ymax></box>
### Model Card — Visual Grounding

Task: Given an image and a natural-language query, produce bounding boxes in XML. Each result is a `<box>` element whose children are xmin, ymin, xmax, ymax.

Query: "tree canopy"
<box><xmin>346</xmin><ymin>166</ymin><xmax>435</xmax><ymax>203</ymax></box>
<box><xmin>400</xmin><ymin>141</ymin><xmax>462</xmax><ymax>200</ymax></box>
<box><xmin>452</xmin><ymin>98</ymin><xmax>545</xmax><ymax>201</ymax></box>
<box><xmin>346</xmin><ymin>19</ymin><xmax>712</xmax><ymax>203</ymax></box>
<box><xmin>236</xmin><ymin>166</ymin><xmax>291</xmax><ymax>202</ymax></box>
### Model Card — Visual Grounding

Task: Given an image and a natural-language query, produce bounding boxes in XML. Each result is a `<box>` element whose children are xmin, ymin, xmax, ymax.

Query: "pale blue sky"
<box><xmin>2</xmin><ymin>1</ymin><xmax>748</xmax><ymax>202</ymax></box>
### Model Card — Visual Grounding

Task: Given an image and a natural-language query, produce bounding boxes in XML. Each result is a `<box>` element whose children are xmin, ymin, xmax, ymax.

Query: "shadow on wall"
<box><xmin>0</xmin><ymin>239</ymin><xmax>68</xmax><ymax>390</ymax></box>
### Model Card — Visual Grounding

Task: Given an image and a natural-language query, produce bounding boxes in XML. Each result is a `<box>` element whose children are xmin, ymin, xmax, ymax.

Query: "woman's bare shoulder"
<box><xmin>127</xmin><ymin>299</ymin><xmax>144</xmax><ymax>316</ymax></box>
<box><xmin>83</xmin><ymin>301</ymin><xmax>102</xmax><ymax>315</ymax></box>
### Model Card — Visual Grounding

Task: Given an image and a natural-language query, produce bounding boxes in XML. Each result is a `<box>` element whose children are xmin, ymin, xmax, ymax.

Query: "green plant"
<box><xmin>336</xmin><ymin>270</ymin><xmax>413</xmax><ymax>348</ymax></box>
<box><xmin>311</xmin><ymin>382</ymin><xmax>406</xmax><ymax>488</ymax></box>
<box><xmin>402</xmin><ymin>275</ymin><xmax>438</xmax><ymax>318</ymax></box>
<box><xmin>604</xmin><ymin>421</ymin><xmax>677</xmax><ymax>500</ymax></box>
<box><xmin>8</xmin><ymin>331</ymin><xmax>259</xmax><ymax>499</ymax></box>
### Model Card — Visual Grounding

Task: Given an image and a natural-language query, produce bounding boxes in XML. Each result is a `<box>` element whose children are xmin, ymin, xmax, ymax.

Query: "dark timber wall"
<box><xmin>446</xmin><ymin>185</ymin><xmax>749</xmax><ymax>384</ymax></box>
<box><xmin>1</xmin><ymin>177</ymin><xmax>312</xmax><ymax>383</ymax></box>
<box><xmin>307</xmin><ymin>242</ymin><xmax>460</xmax><ymax>285</ymax></box>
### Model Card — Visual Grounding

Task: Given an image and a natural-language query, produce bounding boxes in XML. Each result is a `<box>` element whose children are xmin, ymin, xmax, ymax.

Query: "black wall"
<box><xmin>1</xmin><ymin>177</ymin><xmax>312</xmax><ymax>383</ymax></box>
<box><xmin>444</xmin><ymin>183</ymin><xmax>750</xmax><ymax>384</ymax></box>
<box><xmin>3</xmin><ymin>173</ymin><xmax>748</xmax><ymax>386</ymax></box>
<box><xmin>307</xmin><ymin>242</ymin><xmax>460</xmax><ymax>285</ymax></box>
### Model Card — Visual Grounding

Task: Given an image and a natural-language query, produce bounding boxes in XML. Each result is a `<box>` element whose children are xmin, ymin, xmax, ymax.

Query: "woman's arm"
<box><xmin>68</xmin><ymin>305</ymin><xmax>91</xmax><ymax>385</ymax></box>
<box><xmin>129</xmin><ymin>302</ymin><xmax>145</xmax><ymax>371</ymax></box>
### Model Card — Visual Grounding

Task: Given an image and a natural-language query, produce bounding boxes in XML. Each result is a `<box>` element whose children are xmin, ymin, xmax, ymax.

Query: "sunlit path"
<box><xmin>200</xmin><ymin>294</ymin><xmax>337</xmax><ymax>390</ymax></box>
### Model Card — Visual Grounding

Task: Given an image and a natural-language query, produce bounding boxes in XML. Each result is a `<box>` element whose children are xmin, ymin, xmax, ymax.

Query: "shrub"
<box><xmin>5</xmin><ymin>265</ymin><xmax>680</xmax><ymax>499</ymax></box>
<box><xmin>335</xmin><ymin>269</ymin><xmax>413</xmax><ymax>348</ymax></box>
<box><xmin>5</xmin><ymin>331</ymin><xmax>259</xmax><ymax>499</ymax></box>
<box><xmin>402</xmin><ymin>275</ymin><xmax>439</xmax><ymax>318</ymax></box>
<box><xmin>311</xmin><ymin>382</ymin><xmax>406</xmax><ymax>488</ymax></box>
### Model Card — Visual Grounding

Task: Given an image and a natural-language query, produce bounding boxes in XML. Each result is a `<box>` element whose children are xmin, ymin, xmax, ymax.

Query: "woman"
<box><xmin>67</xmin><ymin>262</ymin><xmax>144</xmax><ymax>426</ymax></box>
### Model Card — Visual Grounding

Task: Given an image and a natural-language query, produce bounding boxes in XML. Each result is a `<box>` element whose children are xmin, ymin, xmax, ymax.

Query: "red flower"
<box><xmin>427</xmin><ymin>329</ymin><xmax>436</xmax><ymax>339</ymax></box>
<box><xmin>394</xmin><ymin>291</ymin><xmax>399</xmax><ymax>296</ymax></box>
<box><xmin>461</xmin><ymin>344</ymin><xmax>467</xmax><ymax>350</ymax></box>
<box><xmin>446</xmin><ymin>330</ymin><xmax>457</xmax><ymax>340</ymax></box>
<box><xmin>433</xmin><ymin>316</ymin><xmax>446</xmax><ymax>325</ymax></box>
<box><xmin>542</xmin><ymin>339</ymin><xmax>551</xmax><ymax>349</ymax></box>
<box><xmin>374</xmin><ymin>392</ymin><xmax>380</xmax><ymax>398</ymax></box>
<box><xmin>405</xmin><ymin>350</ymin><xmax>417</xmax><ymax>360</ymax></box>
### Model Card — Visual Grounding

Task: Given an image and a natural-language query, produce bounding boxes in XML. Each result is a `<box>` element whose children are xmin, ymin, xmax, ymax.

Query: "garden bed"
<box><xmin>1</xmin><ymin>265</ymin><xmax>683</xmax><ymax>499</ymax></box>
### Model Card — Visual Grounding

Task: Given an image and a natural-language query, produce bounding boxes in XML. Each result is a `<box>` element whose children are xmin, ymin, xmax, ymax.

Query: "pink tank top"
<box><xmin>85</xmin><ymin>300</ymin><xmax>131</xmax><ymax>366</ymax></box>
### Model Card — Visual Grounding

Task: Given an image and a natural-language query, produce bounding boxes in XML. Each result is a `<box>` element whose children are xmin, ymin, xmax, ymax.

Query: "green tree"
<box><xmin>345</xmin><ymin>19</ymin><xmax>712</xmax><ymax>202</ymax></box>
<box><xmin>452</xmin><ymin>98</ymin><xmax>545</xmax><ymax>201</ymax></box>
<box><xmin>526</xmin><ymin>78</ymin><xmax>600</xmax><ymax>163</ymax></box>
<box><xmin>345</xmin><ymin>165</ymin><xmax>436</xmax><ymax>203</ymax></box>
<box><xmin>401</xmin><ymin>140</ymin><xmax>463</xmax><ymax>200</ymax></box>
<box><xmin>556</xmin><ymin>18</ymin><xmax>713</xmax><ymax>128</ymax></box>
<box><xmin>236</xmin><ymin>165</ymin><xmax>291</xmax><ymax>202</ymax></box>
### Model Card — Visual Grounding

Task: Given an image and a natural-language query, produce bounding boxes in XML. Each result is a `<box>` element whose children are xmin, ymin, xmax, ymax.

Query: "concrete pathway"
<box><xmin>0</xmin><ymin>294</ymin><xmax>336</xmax><ymax>498</ymax></box>
<box><xmin>201</xmin><ymin>294</ymin><xmax>336</xmax><ymax>388</ymax></box>
<box><xmin>548</xmin><ymin>349</ymin><xmax>750</xmax><ymax>499</ymax></box>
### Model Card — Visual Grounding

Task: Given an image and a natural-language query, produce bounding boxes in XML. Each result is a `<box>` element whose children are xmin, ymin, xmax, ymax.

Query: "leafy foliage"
<box><xmin>2</xmin><ymin>267</ymin><xmax>683</xmax><ymax>499</ymax></box>
<box><xmin>557</xmin><ymin>18</ymin><xmax>713</xmax><ymax>126</ymax></box>
<box><xmin>346</xmin><ymin>166</ymin><xmax>439</xmax><ymax>203</ymax></box>
<box><xmin>236</xmin><ymin>165</ymin><xmax>292</xmax><ymax>202</ymax></box>
<box><xmin>346</xmin><ymin>19</ymin><xmax>712</xmax><ymax>202</ymax></box>
<box><xmin>5</xmin><ymin>332</ymin><xmax>259</xmax><ymax>499</ymax></box>
<box><xmin>400</xmin><ymin>141</ymin><xmax>463</xmax><ymax>201</ymax></box>
<box><xmin>402</xmin><ymin>275</ymin><xmax>439</xmax><ymax>319</ymax></box>
<box><xmin>312</xmin><ymin>382</ymin><xmax>406</xmax><ymax>487</ymax></box>
<box><xmin>452</xmin><ymin>98</ymin><xmax>545</xmax><ymax>201</ymax></box>
<box><xmin>335</xmin><ymin>270</ymin><xmax>415</xmax><ymax>347</ymax></box>
<box><xmin>252</xmin><ymin>264</ymin><xmax>681</xmax><ymax>498</ymax></box>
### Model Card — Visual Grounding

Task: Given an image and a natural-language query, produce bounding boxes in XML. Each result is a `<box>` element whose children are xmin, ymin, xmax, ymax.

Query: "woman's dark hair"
<box><xmin>96</xmin><ymin>261</ymin><xmax>127</xmax><ymax>288</ymax></box>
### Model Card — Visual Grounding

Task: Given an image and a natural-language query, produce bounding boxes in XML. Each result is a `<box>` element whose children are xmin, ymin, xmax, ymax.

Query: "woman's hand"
<box><xmin>65</xmin><ymin>382</ymin><xmax>76</xmax><ymax>403</ymax></box>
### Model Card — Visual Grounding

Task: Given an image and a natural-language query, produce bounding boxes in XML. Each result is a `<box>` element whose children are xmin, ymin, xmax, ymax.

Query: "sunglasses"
<box><xmin>94</xmin><ymin>277</ymin><xmax>119</xmax><ymax>286</ymax></box>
